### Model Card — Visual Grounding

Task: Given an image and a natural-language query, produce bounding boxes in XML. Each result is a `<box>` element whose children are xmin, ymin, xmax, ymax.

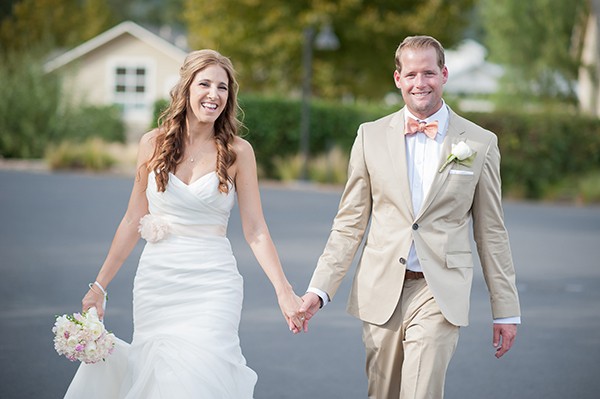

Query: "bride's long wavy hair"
<box><xmin>147</xmin><ymin>49</ymin><xmax>241</xmax><ymax>193</ymax></box>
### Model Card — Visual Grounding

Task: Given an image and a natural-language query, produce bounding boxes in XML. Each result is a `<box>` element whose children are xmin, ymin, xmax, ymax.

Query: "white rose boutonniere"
<box><xmin>438</xmin><ymin>141</ymin><xmax>477</xmax><ymax>173</ymax></box>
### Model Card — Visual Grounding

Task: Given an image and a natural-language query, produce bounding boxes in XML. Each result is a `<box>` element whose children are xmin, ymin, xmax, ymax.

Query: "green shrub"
<box><xmin>578</xmin><ymin>171</ymin><xmax>600</xmax><ymax>204</ymax></box>
<box><xmin>151</xmin><ymin>99</ymin><xmax>170</xmax><ymax>129</ymax></box>
<box><xmin>272</xmin><ymin>154</ymin><xmax>303</xmax><ymax>182</ymax></box>
<box><xmin>239</xmin><ymin>95</ymin><xmax>394</xmax><ymax>177</ymax></box>
<box><xmin>465</xmin><ymin>111</ymin><xmax>600</xmax><ymax>199</ymax></box>
<box><xmin>271</xmin><ymin>147</ymin><xmax>349</xmax><ymax>184</ymax></box>
<box><xmin>59</xmin><ymin>105</ymin><xmax>125</xmax><ymax>144</ymax></box>
<box><xmin>0</xmin><ymin>51</ymin><xmax>63</xmax><ymax>158</ymax></box>
<box><xmin>46</xmin><ymin>138</ymin><xmax>116</xmax><ymax>171</ymax></box>
<box><xmin>308</xmin><ymin>146</ymin><xmax>349</xmax><ymax>184</ymax></box>
<box><xmin>0</xmin><ymin>51</ymin><xmax>125</xmax><ymax>159</ymax></box>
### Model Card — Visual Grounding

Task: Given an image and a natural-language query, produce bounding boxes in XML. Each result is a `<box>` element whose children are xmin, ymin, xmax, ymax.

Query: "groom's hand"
<box><xmin>493</xmin><ymin>323</ymin><xmax>517</xmax><ymax>358</ymax></box>
<box><xmin>299</xmin><ymin>292</ymin><xmax>322</xmax><ymax>332</ymax></box>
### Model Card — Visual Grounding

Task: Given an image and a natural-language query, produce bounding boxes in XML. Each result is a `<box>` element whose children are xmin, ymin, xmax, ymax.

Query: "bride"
<box><xmin>64</xmin><ymin>49</ymin><xmax>305</xmax><ymax>398</ymax></box>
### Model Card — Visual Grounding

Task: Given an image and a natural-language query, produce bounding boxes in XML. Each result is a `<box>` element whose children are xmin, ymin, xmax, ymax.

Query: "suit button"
<box><xmin>412</xmin><ymin>223</ymin><xmax>419</xmax><ymax>230</ymax></box>
<box><xmin>399</xmin><ymin>257</ymin><xmax>406</xmax><ymax>264</ymax></box>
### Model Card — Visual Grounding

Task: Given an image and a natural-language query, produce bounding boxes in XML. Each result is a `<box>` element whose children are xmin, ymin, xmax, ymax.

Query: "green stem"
<box><xmin>438</xmin><ymin>154</ymin><xmax>457</xmax><ymax>173</ymax></box>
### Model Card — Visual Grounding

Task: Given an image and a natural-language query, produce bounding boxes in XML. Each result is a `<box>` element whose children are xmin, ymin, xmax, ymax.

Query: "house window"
<box><xmin>113</xmin><ymin>65</ymin><xmax>148</xmax><ymax>111</ymax></box>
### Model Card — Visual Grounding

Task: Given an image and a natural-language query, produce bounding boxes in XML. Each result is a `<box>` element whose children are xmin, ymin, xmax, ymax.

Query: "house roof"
<box><xmin>44</xmin><ymin>20</ymin><xmax>188</xmax><ymax>73</ymax></box>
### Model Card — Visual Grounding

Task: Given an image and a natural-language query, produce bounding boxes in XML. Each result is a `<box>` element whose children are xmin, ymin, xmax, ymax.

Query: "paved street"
<box><xmin>1</xmin><ymin>169</ymin><xmax>599</xmax><ymax>398</ymax></box>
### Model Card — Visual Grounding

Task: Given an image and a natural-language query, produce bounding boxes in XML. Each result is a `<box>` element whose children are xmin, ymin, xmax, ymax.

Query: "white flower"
<box><xmin>138</xmin><ymin>214</ymin><xmax>170</xmax><ymax>243</ymax></box>
<box><xmin>451</xmin><ymin>141</ymin><xmax>474</xmax><ymax>160</ymax></box>
<box><xmin>66</xmin><ymin>335</ymin><xmax>79</xmax><ymax>349</ymax></box>
<box><xmin>438</xmin><ymin>141</ymin><xmax>477</xmax><ymax>173</ymax></box>
<box><xmin>87</xmin><ymin>319</ymin><xmax>105</xmax><ymax>340</ymax></box>
<box><xmin>84</xmin><ymin>341</ymin><xmax>98</xmax><ymax>358</ymax></box>
<box><xmin>52</xmin><ymin>315</ymin><xmax>70</xmax><ymax>335</ymax></box>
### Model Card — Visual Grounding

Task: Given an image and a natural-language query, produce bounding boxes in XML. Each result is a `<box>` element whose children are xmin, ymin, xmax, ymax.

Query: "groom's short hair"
<box><xmin>394</xmin><ymin>35</ymin><xmax>445</xmax><ymax>73</ymax></box>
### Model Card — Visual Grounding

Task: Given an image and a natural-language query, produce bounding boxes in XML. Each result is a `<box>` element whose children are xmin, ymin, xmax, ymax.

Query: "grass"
<box><xmin>541</xmin><ymin>170</ymin><xmax>600</xmax><ymax>205</ymax></box>
<box><xmin>578</xmin><ymin>172</ymin><xmax>600</xmax><ymax>204</ymax></box>
<box><xmin>46</xmin><ymin>138</ymin><xmax>117</xmax><ymax>171</ymax></box>
<box><xmin>271</xmin><ymin>146</ymin><xmax>349</xmax><ymax>184</ymax></box>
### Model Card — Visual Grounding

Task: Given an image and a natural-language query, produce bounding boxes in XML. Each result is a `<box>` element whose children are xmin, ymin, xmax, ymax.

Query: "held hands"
<box><xmin>276</xmin><ymin>288</ymin><xmax>306</xmax><ymax>334</ymax></box>
<box><xmin>492</xmin><ymin>323</ymin><xmax>517</xmax><ymax>358</ymax></box>
<box><xmin>298</xmin><ymin>292</ymin><xmax>322</xmax><ymax>332</ymax></box>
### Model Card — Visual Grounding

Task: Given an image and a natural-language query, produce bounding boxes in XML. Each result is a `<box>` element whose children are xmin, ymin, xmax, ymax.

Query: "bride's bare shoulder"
<box><xmin>138</xmin><ymin>129</ymin><xmax>161</xmax><ymax>162</ymax></box>
<box><xmin>231</xmin><ymin>136</ymin><xmax>254</xmax><ymax>158</ymax></box>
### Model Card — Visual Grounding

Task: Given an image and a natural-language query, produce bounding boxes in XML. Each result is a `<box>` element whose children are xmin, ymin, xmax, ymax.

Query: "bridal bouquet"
<box><xmin>52</xmin><ymin>307</ymin><xmax>115</xmax><ymax>364</ymax></box>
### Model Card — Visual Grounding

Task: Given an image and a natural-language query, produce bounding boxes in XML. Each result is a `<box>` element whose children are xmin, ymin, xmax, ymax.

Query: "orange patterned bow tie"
<box><xmin>405</xmin><ymin>118</ymin><xmax>439</xmax><ymax>139</ymax></box>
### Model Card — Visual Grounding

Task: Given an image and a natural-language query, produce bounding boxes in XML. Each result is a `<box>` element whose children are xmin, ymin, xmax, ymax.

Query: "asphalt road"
<box><xmin>1</xmin><ymin>169</ymin><xmax>599</xmax><ymax>398</ymax></box>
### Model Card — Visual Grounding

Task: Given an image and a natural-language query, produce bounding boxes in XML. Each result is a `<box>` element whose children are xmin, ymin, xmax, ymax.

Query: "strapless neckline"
<box><xmin>169</xmin><ymin>171</ymin><xmax>216</xmax><ymax>187</ymax></box>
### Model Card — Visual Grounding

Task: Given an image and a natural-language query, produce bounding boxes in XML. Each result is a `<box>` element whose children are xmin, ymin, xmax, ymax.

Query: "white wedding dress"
<box><xmin>64</xmin><ymin>171</ymin><xmax>257</xmax><ymax>398</ymax></box>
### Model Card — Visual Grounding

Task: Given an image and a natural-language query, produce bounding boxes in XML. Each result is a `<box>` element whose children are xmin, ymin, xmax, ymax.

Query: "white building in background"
<box><xmin>444</xmin><ymin>39</ymin><xmax>504</xmax><ymax>112</ymax></box>
<box><xmin>44</xmin><ymin>21</ymin><xmax>188</xmax><ymax>141</ymax></box>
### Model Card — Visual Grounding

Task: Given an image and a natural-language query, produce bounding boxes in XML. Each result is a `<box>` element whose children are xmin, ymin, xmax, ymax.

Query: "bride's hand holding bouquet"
<box><xmin>53</xmin><ymin>280</ymin><xmax>115</xmax><ymax>364</ymax></box>
<box><xmin>82</xmin><ymin>281</ymin><xmax>108</xmax><ymax>320</ymax></box>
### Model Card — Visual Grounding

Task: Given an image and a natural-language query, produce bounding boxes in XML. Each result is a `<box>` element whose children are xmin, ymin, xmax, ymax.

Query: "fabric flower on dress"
<box><xmin>438</xmin><ymin>141</ymin><xmax>477</xmax><ymax>173</ymax></box>
<box><xmin>138</xmin><ymin>214</ymin><xmax>170</xmax><ymax>243</ymax></box>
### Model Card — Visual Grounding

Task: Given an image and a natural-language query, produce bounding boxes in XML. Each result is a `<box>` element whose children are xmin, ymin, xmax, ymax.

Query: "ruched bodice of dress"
<box><xmin>147</xmin><ymin>171</ymin><xmax>234</xmax><ymax>227</ymax></box>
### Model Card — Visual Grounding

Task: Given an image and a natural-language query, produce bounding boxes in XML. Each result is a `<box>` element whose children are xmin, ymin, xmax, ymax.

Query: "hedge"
<box><xmin>238</xmin><ymin>95</ymin><xmax>396</xmax><ymax>175</ymax></box>
<box><xmin>465</xmin><ymin>111</ymin><xmax>600</xmax><ymax>198</ymax></box>
<box><xmin>153</xmin><ymin>96</ymin><xmax>600</xmax><ymax>199</ymax></box>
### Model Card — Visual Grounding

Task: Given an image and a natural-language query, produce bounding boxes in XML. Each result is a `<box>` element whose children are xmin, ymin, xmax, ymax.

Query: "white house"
<box><xmin>44</xmin><ymin>21</ymin><xmax>188</xmax><ymax>140</ymax></box>
<box><xmin>444</xmin><ymin>39</ymin><xmax>504</xmax><ymax>112</ymax></box>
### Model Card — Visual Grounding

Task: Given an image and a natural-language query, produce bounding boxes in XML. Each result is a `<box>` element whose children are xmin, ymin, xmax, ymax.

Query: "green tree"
<box><xmin>183</xmin><ymin>0</ymin><xmax>476</xmax><ymax>100</ymax></box>
<box><xmin>0</xmin><ymin>0</ymin><xmax>113</xmax><ymax>55</ymax></box>
<box><xmin>0</xmin><ymin>50</ymin><xmax>125</xmax><ymax>159</ymax></box>
<box><xmin>481</xmin><ymin>0</ymin><xmax>588</xmax><ymax>107</ymax></box>
<box><xmin>103</xmin><ymin>0</ymin><xmax>186</xmax><ymax>28</ymax></box>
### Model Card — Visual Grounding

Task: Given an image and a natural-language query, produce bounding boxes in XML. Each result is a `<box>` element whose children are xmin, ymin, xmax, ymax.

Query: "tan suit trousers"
<box><xmin>362</xmin><ymin>279</ymin><xmax>460</xmax><ymax>399</ymax></box>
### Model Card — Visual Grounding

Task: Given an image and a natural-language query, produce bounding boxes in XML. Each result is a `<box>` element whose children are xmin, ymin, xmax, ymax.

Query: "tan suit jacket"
<box><xmin>309</xmin><ymin>107</ymin><xmax>521</xmax><ymax>326</ymax></box>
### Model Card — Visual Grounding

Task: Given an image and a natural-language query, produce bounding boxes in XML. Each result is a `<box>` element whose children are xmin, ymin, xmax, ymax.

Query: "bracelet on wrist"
<box><xmin>88</xmin><ymin>284</ymin><xmax>103</xmax><ymax>296</ymax></box>
<box><xmin>88</xmin><ymin>281</ymin><xmax>108</xmax><ymax>301</ymax></box>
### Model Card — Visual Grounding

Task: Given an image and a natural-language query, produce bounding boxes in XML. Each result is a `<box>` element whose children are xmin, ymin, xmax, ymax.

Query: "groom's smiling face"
<box><xmin>393</xmin><ymin>46</ymin><xmax>448</xmax><ymax>120</ymax></box>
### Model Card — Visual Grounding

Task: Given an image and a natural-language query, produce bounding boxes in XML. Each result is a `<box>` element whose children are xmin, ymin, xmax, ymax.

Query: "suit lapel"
<box><xmin>415</xmin><ymin>110</ymin><xmax>466</xmax><ymax>220</ymax></box>
<box><xmin>387</xmin><ymin>109</ymin><xmax>414</xmax><ymax>218</ymax></box>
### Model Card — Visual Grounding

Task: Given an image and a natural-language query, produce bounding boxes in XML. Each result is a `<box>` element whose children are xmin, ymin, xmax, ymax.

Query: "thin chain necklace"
<box><xmin>187</xmin><ymin>134</ymin><xmax>214</xmax><ymax>163</ymax></box>
<box><xmin>189</xmin><ymin>148</ymin><xmax>202</xmax><ymax>163</ymax></box>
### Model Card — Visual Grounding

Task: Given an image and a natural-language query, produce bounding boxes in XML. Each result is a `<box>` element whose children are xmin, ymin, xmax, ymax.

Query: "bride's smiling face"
<box><xmin>187</xmin><ymin>64</ymin><xmax>229</xmax><ymax>126</ymax></box>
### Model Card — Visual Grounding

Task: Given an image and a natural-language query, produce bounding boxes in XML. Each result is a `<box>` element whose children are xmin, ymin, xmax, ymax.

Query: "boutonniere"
<box><xmin>438</xmin><ymin>141</ymin><xmax>477</xmax><ymax>173</ymax></box>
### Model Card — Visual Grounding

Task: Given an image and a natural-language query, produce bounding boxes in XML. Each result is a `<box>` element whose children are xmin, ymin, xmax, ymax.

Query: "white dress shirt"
<box><xmin>404</xmin><ymin>103</ymin><xmax>449</xmax><ymax>273</ymax></box>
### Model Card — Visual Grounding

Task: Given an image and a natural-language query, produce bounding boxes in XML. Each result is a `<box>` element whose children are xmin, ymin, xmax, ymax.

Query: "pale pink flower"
<box><xmin>138</xmin><ymin>214</ymin><xmax>170</xmax><ymax>243</ymax></box>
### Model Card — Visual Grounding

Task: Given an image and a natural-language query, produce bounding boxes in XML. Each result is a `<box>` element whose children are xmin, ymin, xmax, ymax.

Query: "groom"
<box><xmin>299</xmin><ymin>35</ymin><xmax>521</xmax><ymax>399</ymax></box>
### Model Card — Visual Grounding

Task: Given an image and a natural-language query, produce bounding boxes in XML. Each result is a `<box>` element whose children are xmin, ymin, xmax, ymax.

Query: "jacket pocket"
<box><xmin>446</xmin><ymin>252</ymin><xmax>474</xmax><ymax>269</ymax></box>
